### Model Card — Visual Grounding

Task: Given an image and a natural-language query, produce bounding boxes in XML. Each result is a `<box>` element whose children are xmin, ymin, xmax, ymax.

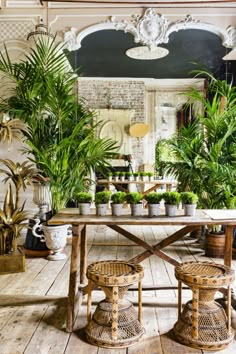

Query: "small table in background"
<box><xmin>96</xmin><ymin>179</ymin><xmax>177</xmax><ymax>196</ymax></box>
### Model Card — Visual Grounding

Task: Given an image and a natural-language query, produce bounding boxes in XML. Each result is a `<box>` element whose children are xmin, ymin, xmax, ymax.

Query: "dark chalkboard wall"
<box><xmin>67</xmin><ymin>28</ymin><xmax>231</xmax><ymax>80</ymax></box>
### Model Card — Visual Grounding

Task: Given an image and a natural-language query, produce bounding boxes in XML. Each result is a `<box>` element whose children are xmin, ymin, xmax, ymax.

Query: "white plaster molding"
<box><xmin>6</xmin><ymin>1</ymin><xmax>42</xmax><ymax>7</ymax></box>
<box><xmin>63</xmin><ymin>8</ymin><xmax>236</xmax><ymax>51</ymax></box>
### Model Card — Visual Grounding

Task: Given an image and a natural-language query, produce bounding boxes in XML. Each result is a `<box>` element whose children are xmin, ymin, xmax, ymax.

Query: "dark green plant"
<box><xmin>126</xmin><ymin>171</ymin><xmax>132</xmax><ymax>177</ymax></box>
<box><xmin>95</xmin><ymin>191</ymin><xmax>111</xmax><ymax>204</ymax></box>
<box><xmin>180</xmin><ymin>192</ymin><xmax>198</xmax><ymax>205</ymax></box>
<box><xmin>75</xmin><ymin>192</ymin><xmax>93</xmax><ymax>203</ymax></box>
<box><xmin>144</xmin><ymin>192</ymin><xmax>163</xmax><ymax>204</ymax></box>
<box><xmin>126</xmin><ymin>192</ymin><xmax>143</xmax><ymax>204</ymax></box>
<box><xmin>119</xmin><ymin>171</ymin><xmax>125</xmax><ymax>176</ymax></box>
<box><xmin>133</xmin><ymin>172</ymin><xmax>139</xmax><ymax>177</ymax></box>
<box><xmin>0</xmin><ymin>36</ymin><xmax>118</xmax><ymax>214</ymax></box>
<box><xmin>163</xmin><ymin>191</ymin><xmax>181</xmax><ymax>205</ymax></box>
<box><xmin>146</xmin><ymin>172</ymin><xmax>154</xmax><ymax>177</ymax></box>
<box><xmin>156</xmin><ymin>72</ymin><xmax>236</xmax><ymax>209</ymax></box>
<box><xmin>111</xmin><ymin>192</ymin><xmax>127</xmax><ymax>204</ymax></box>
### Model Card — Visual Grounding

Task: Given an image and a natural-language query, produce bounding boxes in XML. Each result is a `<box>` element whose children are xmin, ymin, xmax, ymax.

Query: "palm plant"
<box><xmin>0</xmin><ymin>36</ymin><xmax>118</xmax><ymax>214</ymax></box>
<box><xmin>156</xmin><ymin>72</ymin><xmax>236</xmax><ymax>210</ymax></box>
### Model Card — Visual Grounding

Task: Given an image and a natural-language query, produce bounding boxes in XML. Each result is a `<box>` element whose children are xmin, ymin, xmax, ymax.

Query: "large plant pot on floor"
<box><xmin>205</xmin><ymin>231</ymin><xmax>226</xmax><ymax>258</ymax></box>
<box><xmin>32</xmin><ymin>220</ymin><xmax>69</xmax><ymax>260</ymax></box>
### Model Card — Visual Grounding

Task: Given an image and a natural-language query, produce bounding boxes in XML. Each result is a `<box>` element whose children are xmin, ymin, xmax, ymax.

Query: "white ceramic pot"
<box><xmin>79</xmin><ymin>203</ymin><xmax>91</xmax><ymax>215</ymax></box>
<box><xmin>148</xmin><ymin>204</ymin><xmax>160</xmax><ymax>217</ymax></box>
<box><xmin>96</xmin><ymin>204</ymin><xmax>107</xmax><ymax>216</ymax></box>
<box><xmin>184</xmin><ymin>204</ymin><xmax>197</xmax><ymax>216</ymax></box>
<box><xmin>130</xmin><ymin>203</ymin><xmax>142</xmax><ymax>216</ymax></box>
<box><xmin>111</xmin><ymin>203</ymin><xmax>123</xmax><ymax>216</ymax></box>
<box><xmin>165</xmin><ymin>204</ymin><xmax>177</xmax><ymax>217</ymax></box>
<box><xmin>32</xmin><ymin>220</ymin><xmax>69</xmax><ymax>260</ymax></box>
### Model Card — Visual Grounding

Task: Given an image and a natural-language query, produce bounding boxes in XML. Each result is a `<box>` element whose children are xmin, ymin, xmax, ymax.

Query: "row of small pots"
<box><xmin>78</xmin><ymin>202</ymin><xmax>197</xmax><ymax>217</ymax></box>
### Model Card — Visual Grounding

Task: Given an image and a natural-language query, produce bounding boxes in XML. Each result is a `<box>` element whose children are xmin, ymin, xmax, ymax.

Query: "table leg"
<box><xmin>224</xmin><ymin>225</ymin><xmax>233</xmax><ymax>268</ymax></box>
<box><xmin>80</xmin><ymin>225</ymin><xmax>87</xmax><ymax>284</ymax></box>
<box><xmin>66</xmin><ymin>225</ymin><xmax>81</xmax><ymax>333</ymax></box>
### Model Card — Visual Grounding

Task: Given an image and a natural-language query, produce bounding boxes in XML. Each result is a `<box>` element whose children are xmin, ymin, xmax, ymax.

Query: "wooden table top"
<box><xmin>48</xmin><ymin>208</ymin><xmax>236</xmax><ymax>226</ymax></box>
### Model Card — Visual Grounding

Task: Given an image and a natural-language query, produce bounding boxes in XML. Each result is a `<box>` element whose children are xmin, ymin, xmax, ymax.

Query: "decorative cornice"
<box><xmin>63</xmin><ymin>8</ymin><xmax>236</xmax><ymax>51</ymax></box>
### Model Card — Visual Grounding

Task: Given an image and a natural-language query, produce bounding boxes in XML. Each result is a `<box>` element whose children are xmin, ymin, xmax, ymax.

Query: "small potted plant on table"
<box><xmin>95</xmin><ymin>191</ymin><xmax>111</xmax><ymax>216</ymax></box>
<box><xmin>163</xmin><ymin>191</ymin><xmax>181</xmax><ymax>217</ymax></box>
<box><xmin>126</xmin><ymin>192</ymin><xmax>143</xmax><ymax>216</ymax></box>
<box><xmin>180</xmin><ymin>192</ymin><xmax>198</xmax><ymax>216</ymax></box>
<box><xmin>144</xmin><ymin>192</ymin><xmax>163</xmax><ymax>217</ymax></box>
<box><xmin>75</xmin><ymin>192</ymin><xmax>93</xmax><ymax>215</ymax></box>
<box><xmin>110</xmin><ymin>192</ymin><xmax>127</xmax><ymax>216</ymax></box>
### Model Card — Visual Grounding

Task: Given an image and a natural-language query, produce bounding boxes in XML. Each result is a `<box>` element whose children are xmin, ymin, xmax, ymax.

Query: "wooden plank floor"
<box><xmin>0</xmin><ymin>225</ymin><xmax>236</xmax><ymax>354</ymax></box>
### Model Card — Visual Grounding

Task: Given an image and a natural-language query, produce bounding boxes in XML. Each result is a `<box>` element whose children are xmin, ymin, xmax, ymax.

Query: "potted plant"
<box><xmin>147</xmin><ymin>172</ymin><xmax>154</xmax><ymax>182</ymax></box>
<box><xmin>0</xmin><ymin>36</ymin><xmax>118</xmax><ymax>256</ymax></box>
<box><xmin>126</xmin><ymin>192</ymin><xmax>143</xmax><ymax>216</ymax></box>
<box><xmin>163</xmin><ymin>191</ymin><xmax>181</xmax><ymax>216</ymax></box>
<box><xmin>95</xmin><ymin>191</ymin><xmax>111</xmax><ymax>216</ymax></box>
<box><xmin>144</xmin><ymin>192</ymin><xmax>163</xmax><ymax>217</ymax></box>
<box><xmin>180</xmin><ymin>192</ymin><xmax>198</xmax><ymax>216</ymax></box>
<box><xmin>126</xmin><ymin>171</ymin><xmax>133</xmax><ymax>181</ymax></box>
<box><xmin>133</xmin><ymin>172</ymin><xmax>139</xmax><ymax>181</ymax></box>
<box><xmin>75</xmin><ymin>192</ymin><xmax>93</xmax><ymax>215</ymax></box>
<box><xmin>119</xmin><ymin>171</ymin><xmax>126</xmax><ymax>181</ymax></box>
<box><xmin>157</xmin><ymin>71</ymin><xmax>236</xmax><ymax>252</ymax></box>
<box><xmin>110</xmin><ymin>191</ymin><xmax>126</xmax><ymax>216</ymax></box>
<box><xmin>107</xmin><ymin>171</ymin><xmax>113</xmax><ymax>181</ymax></box>
<box><xmin>0</xmin><ymin>118</ymin><xmax>40</xmax><ymax>272</ymax></box>
<box><xmin>114</xmin><ymin>171</ymin><xmax>120</xmax><ymax>181</ymax></box>
<box><xmin>139</xmin><ymin>171</ymin><xmax>147</xmax><ymax>181</ymax></box>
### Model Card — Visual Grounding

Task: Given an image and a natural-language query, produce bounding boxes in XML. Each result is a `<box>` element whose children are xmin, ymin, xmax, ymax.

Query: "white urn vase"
<box><xmin>32</xmin><ymin>220</ymin><xmax>69</xmax><ymax>260</ymax></box>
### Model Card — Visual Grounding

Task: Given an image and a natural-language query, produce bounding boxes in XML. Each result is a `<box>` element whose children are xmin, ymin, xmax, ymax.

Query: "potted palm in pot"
<box><xmin>126</xmin><ymin>192</ymin><xmax>143</xmax><ymax>216</ymax></box>
<box><xmin>75</xmin><ymin>192</ymin><xmax>93</xmax><ymax>215</ymax></box>
<box><xmin>163</xmin><ymin>191</ymin><xmax>181</xmax><ymax>217</ymax></box>
<box><xmin>95</xmin><ymin>191</ymin><xmax>111</xmax><ymax>216</ymax></box>
<box><xmin>144</xmin><ymin>192</ymin><xmax>163</xmax><ymax>217</ymax></box>
<box><xmin>156</xmin><ymin>71</ymin><xmax>236</xmax><ymax>253</ymax></box>
<box><xmin>180</xmin><ymin>192</ymin><xmax>198</xmax><ymax>216</ymax></box>
<box><xmin>110</xmin><ymin>191</ymin><xmax>126</xmax><ymax>216</ymax></box>
<box><xmin>0</xmin><ymin>36</ymin><xmax>118</xmax><ymax>259</ymax></box>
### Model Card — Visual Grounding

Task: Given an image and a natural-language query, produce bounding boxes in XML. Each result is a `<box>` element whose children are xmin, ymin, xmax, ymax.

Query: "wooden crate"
<box><xmin>0</xmin><ymin>248</ymin><xmax>25</xmax><ymax>274</ymax></box>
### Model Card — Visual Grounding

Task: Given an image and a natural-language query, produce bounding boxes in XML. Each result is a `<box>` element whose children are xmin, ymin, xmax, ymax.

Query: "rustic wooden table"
<box><xmin>96</xmin><ymin>179</ymin><xmax>177</xmax><ymax>195</ymax></box>
<box><xmin>48</xmin><ymin>208</ymin><xmax>236</xmax><ymax>332</ymax></box>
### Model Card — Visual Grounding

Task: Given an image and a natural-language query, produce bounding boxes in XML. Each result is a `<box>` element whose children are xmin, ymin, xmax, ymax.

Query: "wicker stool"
<box><xmin>85</xmin><ymin>260</ymin><xmax>145</xmax><ymax>348</ymax></box>
<box><xmin>173</xmin><ymin>261</ymin><xmax>235</xmax><ymax>351</ymax></box>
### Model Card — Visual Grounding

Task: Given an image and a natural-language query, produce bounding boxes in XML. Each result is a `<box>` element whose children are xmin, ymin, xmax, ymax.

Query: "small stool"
<box><xmin>85</xmin><ymin>260</ymin><xmax>145</xmax><ymax>348</ymax></box>
<box><xmin>173</xmin><ymin>261</ymin><xmax>235</xmax><ymax>351</ymax></box>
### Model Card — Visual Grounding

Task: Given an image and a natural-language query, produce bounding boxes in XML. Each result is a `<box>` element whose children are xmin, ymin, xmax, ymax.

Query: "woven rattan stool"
<box><xmin>173</xmin><ymin>261</ymin><xmax>235</xmax><ymax>351</ymax></box>
<box><xmin>85</xmin><ymin>260</ymin><xmax>145</xmax><ymax>348</ymax></box>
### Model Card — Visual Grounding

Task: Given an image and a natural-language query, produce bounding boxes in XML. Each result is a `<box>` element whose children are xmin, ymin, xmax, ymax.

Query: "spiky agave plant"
<box><xmin>0</xmin><ymin>184</ymin><xmax>29</xmax><ymax>255</ymax></box>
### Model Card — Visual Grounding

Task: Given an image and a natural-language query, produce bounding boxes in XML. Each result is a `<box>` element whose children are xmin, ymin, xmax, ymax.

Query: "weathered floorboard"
<box><xmin>0</xmin><ymin>225</ymin><xmax>235</xmax><ymax>353</ymax></box>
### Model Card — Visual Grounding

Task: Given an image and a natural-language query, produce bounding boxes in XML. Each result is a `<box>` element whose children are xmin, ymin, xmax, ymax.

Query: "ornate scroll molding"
<box><xmin>63</xmin><ymin>8</ymin><xmax>236</xmax><ymax>52</ymax></box>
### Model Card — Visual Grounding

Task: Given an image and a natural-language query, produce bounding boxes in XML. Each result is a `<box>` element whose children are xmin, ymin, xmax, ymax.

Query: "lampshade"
<box><xmin>129</xmin><ymin>123</ymin><xmax>149</xmax><ymax>138</ymax></box>
<box><xmin>27</xmin><ymin>20</ymin><xmax>54</xmax><ymax>42</ymax></box>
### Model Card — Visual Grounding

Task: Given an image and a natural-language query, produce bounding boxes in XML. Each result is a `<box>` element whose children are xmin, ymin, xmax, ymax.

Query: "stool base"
<box><xmin>85</xmin><ymin>299</ymin><xmax>145</xmax><ymax>348</ymax></box>
<box><xmin>173</xmin><ymin>300</ymin><xmax>234</xmax><ymax>351</ymax></box>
